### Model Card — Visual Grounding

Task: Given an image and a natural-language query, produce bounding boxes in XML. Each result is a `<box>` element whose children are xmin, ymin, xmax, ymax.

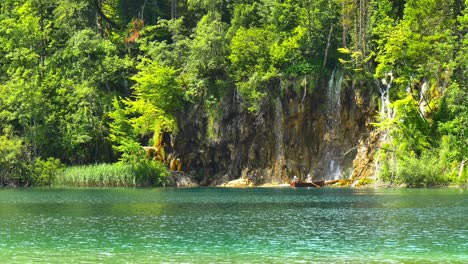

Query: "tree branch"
<box><xmin>323</xmin><ymin>23</ymin><xmax>334</xmax><ymax>68</ymax></box>
<box><xmin>94</xmin><ymin>0</ymin><xmax>120</xmax><ymax>29</ymax></box>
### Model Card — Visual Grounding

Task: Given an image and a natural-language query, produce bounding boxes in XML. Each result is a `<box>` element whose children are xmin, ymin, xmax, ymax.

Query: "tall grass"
<box><xmin>55</xmin><ymin>161</ymin><xmax>169</xmax><ymax>187</ymax></box>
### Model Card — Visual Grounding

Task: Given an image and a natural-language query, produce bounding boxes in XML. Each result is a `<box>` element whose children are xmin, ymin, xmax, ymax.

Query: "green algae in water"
<box><xmin>0</xmin><ymin>188</ymin><xmax>467</xmax><ymax>263</ymax></box>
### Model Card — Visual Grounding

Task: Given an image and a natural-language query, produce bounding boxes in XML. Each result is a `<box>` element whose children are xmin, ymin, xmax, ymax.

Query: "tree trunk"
<box><xmin>171</xmin><ymin>0</ymin><xmax>177</xmax><ymax>19</ymax></box>
<box><xmin>38</xmin><ymin>2</ymin><xmax>45</xmax><ymax>69</ymax></box>
<box><xmin>94</xmin><ymin>0</ymin><xmax>119</xmax><ymax>29</ymax></box>
<box><xmin>323</xmin><ymin>24</ymin><xmax>334</xmax><ymax>68</ymax></box>
<box><xmin>140</xmin><ymin>0</ymin><xmax>148</xmax><ymax>19</ymax></box>
<box><xmin>341</xmin><ymin>1</ymin><xmax>347</xmax><ymax>47</ymax></box>
<box><xmin>301</xmin><ymin>75</ymin><xmax>307</xmax><ymax>103</ymax></box>
<box><xmin>459</xmin><ymin>159</ymin><xmax>466</xmax><ymax>182</ymax></box>
<box><xmin>308</xmin><ymin>0</ymin><xmax>314</xmax><ymax>52</ymax></box>
<box><xmin>354</xmin><ymin>0</ymin><xmax>359</xmax><ymax>52</ymax></box>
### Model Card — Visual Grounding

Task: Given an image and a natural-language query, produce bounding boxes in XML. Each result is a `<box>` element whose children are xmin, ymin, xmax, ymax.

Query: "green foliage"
<box><xmin>132</xmin><ymin>159</ymin><xmax>171</xmax><ymax>186</ymax></box>
<box><xmin>391</xmin><ymin>96</ymin><xmax>431</xmax><ymax>154</ymax></box>
<box><xmin>57</xmin><ymin>163</ymin><xmax>135</xmax><ymax>187</ymax></box>
<box><xmin>0</xmin><ymin>133</ymin><xmax>63</xmax><ymax>187</ymax></box>
<box><xmin>437</xmin><ymin>83</ymin><xmax>468</xmax><ymax>158</ymax></box>
<box><xmin>229</xmin><ymin>26</ymin><xmax>278</xmax><ymax>111</ymax></box>
<box><xmin>109</xmin><ymin>18</ymin><xmax>190</xmax><ymax>155</ymax></box>
<box><xmin>377</xmin><ymin>146</ymin><xmax>457</xmax><ymax>187</ymax></box>
<box><xmin>0</xmin><ymin>0</ymin><xmax>466</xmax><ymax>188</ymax></box>
<box><xmin>131</xmin><ymin>60</ymin><xmax>182</xmax><ymax>117</ymax></box>
<box><xmin>108</xmin><ymin>98</ymin><xmax>144</xmax><ymax>164</ymax></box>
<box><xmin>228</xmin><ymin>2</ymin><xmax>261</xmax><ymax>31</ymax></box>
<box><xmin>47</xmin><ymin>28</ymin><xmax>124</xmax><ymax>163</ymax></box>
<box><xmin>438</xmin><ymin>135</ymin><xmax>467</xmax><ymax>185</ymax></box>
<box><xmin>0</xmin><ymin>133</ymin><xmax>29</xmax><ymax>185</ymax></box>
<box><xmin>137</xmin><ymin>18</ymin><xmax>190</xmax><ymax>68</ymax></box>
<box><xmin>109</xmin><ymin>60</ymin><xmax>182</xmax><ymax>161</ymax></box>
<box><xmin>190</xmin><ymin>14</ymin><xmax>228</xmax><ymax>75</ymax></box>
<box><xmin>56</xmin><ymin>161</ymin><xmax>169</xmax><ymax>187</ymax></box>
<box><xmin>31</xmin><ymin>158</ymin><xmax>63</xmax><ymax>187</ymax></box>
<box><xmin>226</xmin><ymin>0</ymin><xmax>339</xmax><ymax>112</ymax></box>
<box><xmin>372</xmin><ymin>0</ymin><xmax>466</xmax><ymax>187</ymax></box>
<box><xmin>229</xmin><ymin>27</ymin><xmax>277</xmax><ymax>79</ymax></box>
<box><xmin>108</xmin><ymin>44</ymin><xmax>185</xmax><ymax>163</ymax></box>
<box><xmin>396</xmin><ymin>152</ymin><xmax>448</xmax><ymax>188</ymax></box>
<box><xmin>356</xmin><ymin>177</ymin><xmax>375</xmax><ymax>186</ymax></box>
<box><xmin>0</xmin><ymin>1</ymin><xmax>126</xmax><ymax>166</ymax></box>
<box><xmin>184</xmin><ymin>13</ymin><xmax>229</xmax><ymax>102</ymax></box>
<box><xmin>375</xmin><ymin>91</ymin><xmax>465</xmax><ymax>186</ymax></box>
<box><xmin>374</xmin><ymin>0</ymin><xmax>457</xmax><ymax>84</ymax></box>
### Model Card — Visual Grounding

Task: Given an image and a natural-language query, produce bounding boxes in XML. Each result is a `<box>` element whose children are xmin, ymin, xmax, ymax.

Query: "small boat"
<box><xmin>290</xmin><ymin>181</ymin><xmax>325</xmax><ymax>188</ymax></box>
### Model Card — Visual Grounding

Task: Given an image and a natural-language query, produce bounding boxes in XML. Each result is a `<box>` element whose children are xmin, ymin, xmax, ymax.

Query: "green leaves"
<box><xmin>0</xmin><ymin>0</ymin><xmax>465</xmax><ymax>186</ymax></box>
<box><xmin>371</xmin><ymin>0</ymin><xmax>467</xmax><ymax>186</ymax></box>
<box><xmin>374</xmin><ymin>0</ymin><xmax>457</xmax><ymax>84</ymax></box>
<box><xmin>0</xmin><ymin>133</ymin><xmax>30</xmax><ymax>185</ymax></box>
<box><xmin>108</xmin><ymin>98</ymin><xmax>142</xmax><ymax>163</ymax></box>
<box><xmin>130</xmin><ymin>60</ymin><xmax>182</xmax><ymax>133</ymax></box>
<box><xmin>437</xmin><ymin>82</ymin><xmax>468</xmax><ymax>158</ymax></box>
<box><xmin>230</xmin><ymin>26</ymin><xmax>276</xmax><ymax>78</ymax></box>
<box><xmin>31</xmin><ymin>157</ymin><xmax>63</xmax><ymax>187</ymax></box>
<box><xmin>391</xmin><ymin>96</ymin><xmax>431</xmax><ymax>153</ymax></box>
<box><xmin>229</xmin><ymin>26</ymin><xmax>277</xmax><ymax>111</ymax></box>
<box><xmin>110</xmin><ymin>59</ymin><xmax>183</xmax><ymax>162</ymax></box>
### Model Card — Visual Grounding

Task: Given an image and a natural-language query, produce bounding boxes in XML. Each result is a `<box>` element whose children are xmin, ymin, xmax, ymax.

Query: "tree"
<box><xmin>372</xmin><ymin>0</ymin><xmax>466</xmax><ymax>185</ymax></box>
<box><xmin>110</xmin><ymin>59</ymin><xmax>183</xmax><ymax>160</ymax></box>
<box><xmin>0</xmin><ymin>133</ymin><xmax>29</xmax><ymax>186</ymax></box>
<box><xmin>229</xmin><ymin>26</ymin><xmax>278</xmax><ymax>112</ymax></box>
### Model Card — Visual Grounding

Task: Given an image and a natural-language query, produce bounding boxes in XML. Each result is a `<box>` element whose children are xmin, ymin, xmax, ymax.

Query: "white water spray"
<box><xmin>324</xmin><ymin>69</ymin><xmax>344</xmax><ymax>180</ymax></box>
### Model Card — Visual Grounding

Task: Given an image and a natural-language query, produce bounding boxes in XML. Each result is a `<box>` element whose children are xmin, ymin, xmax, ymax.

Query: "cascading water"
<box><xmin>324</xmin><ymin>69</ymin><xmax>344</xmax><ymax>180</ymax></box>
<box><xmin>274</xmin><ymin>97</ymin><xmax>284</xmax><ymax>160</ymax></box>
<box><xmin>270</xmin><ymin>96</ymin><xmax>289</xmax><ymax>182</ymax></box>
<box><xmin>326</xmin><ymin>69</ymin><xmax>343</xmax><ymax>129</ymax></box>
<box><xmin>375</xmin><ymin>72</ymin><xmax>395</xmax><ymax>178</ymax></box>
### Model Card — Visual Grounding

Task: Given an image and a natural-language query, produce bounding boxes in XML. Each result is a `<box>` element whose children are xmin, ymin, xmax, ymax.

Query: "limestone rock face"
<box><xmin>221</xmin><ymin>178</ymin><xmax>252</xmax><ymax>188</ymax></box>
<box><xmin>166</xmin><ymin>73</ymin><xmax>378</xmax><ymax>185</ymax></box>
<box><xmin>351</xmin><ymin>130</ymin><xmax>381</xmax><ymax>181</ymax></box>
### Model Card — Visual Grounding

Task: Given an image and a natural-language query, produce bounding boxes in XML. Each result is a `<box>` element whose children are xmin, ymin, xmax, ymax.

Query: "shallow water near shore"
<box><xmin>0</xmin><ymin>187</ymin><xmax>467</xmax><ymax>263</ymax></box>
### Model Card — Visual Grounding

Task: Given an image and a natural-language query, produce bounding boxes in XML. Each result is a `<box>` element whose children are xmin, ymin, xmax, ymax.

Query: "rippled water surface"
<box><xmin>0</xmin><ymin>187</ymin><xmax>467</xmax><ymax>263</ymax></box>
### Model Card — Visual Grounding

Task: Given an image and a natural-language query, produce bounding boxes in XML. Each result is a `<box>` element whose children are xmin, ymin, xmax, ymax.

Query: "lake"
<box><xmin>0</xmin><ymin>187</ymin><xmax>467</xmax><ymax>263</ymax></box>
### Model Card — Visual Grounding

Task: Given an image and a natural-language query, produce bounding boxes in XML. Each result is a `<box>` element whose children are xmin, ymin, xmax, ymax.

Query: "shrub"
<box><xmin>0</xmin><ymin>134</ymin><xmax>30</xmax><ymax>186</ymax></box>
<box><xmin>32</xmin><ymin>158</ymin><xmax>63</xmax><ymax>187</ymax></box>
<box><xmin>132</xmin><ymin>159</ymin><xmax>170</xmax><ymax>186</ymax></box>
<box><xmin>396</xmin><ymin>153</ymin><xmax>448</xmax><ymax>187</ymax></box>
<box><xmin>357</xmin><ymin>177</ymin><xmax>375</xmax><ymax>186</ymax></box>
<box><xmin>56</xmin><ymin>160</ymin><xmax>169</xmax><ymax>187</ymax></box>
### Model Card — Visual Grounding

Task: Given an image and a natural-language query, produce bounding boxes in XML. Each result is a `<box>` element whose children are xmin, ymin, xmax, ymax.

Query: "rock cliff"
<box><xmin>167</xmin><ymin>71</ymin><xmax>379</xmax><ymax>185</ymax></box>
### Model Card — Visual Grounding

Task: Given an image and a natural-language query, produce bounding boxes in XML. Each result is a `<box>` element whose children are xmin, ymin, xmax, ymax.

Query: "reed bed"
<box><xmin>55</xmin><ymin>162</ymin><xmax>168</xmax><ymax>187</ymax></box>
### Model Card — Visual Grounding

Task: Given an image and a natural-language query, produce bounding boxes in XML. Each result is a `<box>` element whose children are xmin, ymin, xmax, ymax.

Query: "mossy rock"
<box><xmin>356</xmin><ymin>177</ymin><xmax>375</xmax><ymax>186</ymax></box>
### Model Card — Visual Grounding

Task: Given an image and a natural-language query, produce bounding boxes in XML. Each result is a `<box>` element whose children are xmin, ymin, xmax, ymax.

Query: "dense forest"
<box><xmin>0</xmin><ymin>0</ymin><xmax>466</xmax><ymax>187</ymax></box>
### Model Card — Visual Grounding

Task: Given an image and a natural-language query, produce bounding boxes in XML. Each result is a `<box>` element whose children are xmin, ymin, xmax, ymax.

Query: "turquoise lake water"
<box><xmin>0</xmin><ymin>187</ymin><xmax>467</xmax><ymax>263</ymax></box>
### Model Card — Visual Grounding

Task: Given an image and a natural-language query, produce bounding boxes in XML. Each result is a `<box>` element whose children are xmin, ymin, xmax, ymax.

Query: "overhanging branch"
<box><xmin>94</xmin><ymin>0</ymin><xmax>120</xmax><ymax>29</ymax></box>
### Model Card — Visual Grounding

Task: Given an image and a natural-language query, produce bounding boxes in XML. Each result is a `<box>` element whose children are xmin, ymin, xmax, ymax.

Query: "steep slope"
<box><xmin>169</xmin><ymin>71</ymin><xmax>378</xmax><ymax>185</ymax></box>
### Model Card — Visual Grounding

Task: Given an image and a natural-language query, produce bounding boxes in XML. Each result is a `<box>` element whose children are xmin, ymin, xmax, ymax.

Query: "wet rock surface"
<box><xmin>167</xmin><ymin>171</ymin><xmax>198</xmax><ymax>187</ymax></box>
<box><xmin>166</xmin><ymin>73</ymin><xmax>378</xmax><ymax>185</ymax></box>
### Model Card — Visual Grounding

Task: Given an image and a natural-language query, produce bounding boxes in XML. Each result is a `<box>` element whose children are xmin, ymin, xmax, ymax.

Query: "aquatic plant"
<box><xmin>55</xmin><ymin>161</ymin><xmax>169</xmax><ymax>187</ymax></box>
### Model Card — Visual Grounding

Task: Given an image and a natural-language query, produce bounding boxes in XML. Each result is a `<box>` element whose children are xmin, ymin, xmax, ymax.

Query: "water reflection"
<box><xmin>0</xmin><ymin>187</ymin><xmax>467</xmax><ymax>263</ymax></box>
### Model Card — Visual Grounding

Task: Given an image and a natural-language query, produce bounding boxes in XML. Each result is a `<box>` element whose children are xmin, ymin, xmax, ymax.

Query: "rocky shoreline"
<box><xmin>168</xmin><ymin>172</ymin><xmax>464</xmax><ymax>188</ymax></box>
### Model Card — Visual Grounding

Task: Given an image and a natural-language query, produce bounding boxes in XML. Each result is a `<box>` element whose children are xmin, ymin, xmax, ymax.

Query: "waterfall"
<box><xmin>274</xmin><ymin>97</ymin><xmax>284</xmax><ymax>159</ymax></box>
<box><xmin>324</xmin><ymin>69</ymin><xmax>344</xmax><ymax>180</ymax></box>
<box><xmin>326</xmin><ymin>69</ymin><xmax>343</xmax><ymax>130</ymax></box>
<box><xmin>375</xmin><ymin>72</ymin><xmax>395</xmax><ymax>179</ymax></box>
